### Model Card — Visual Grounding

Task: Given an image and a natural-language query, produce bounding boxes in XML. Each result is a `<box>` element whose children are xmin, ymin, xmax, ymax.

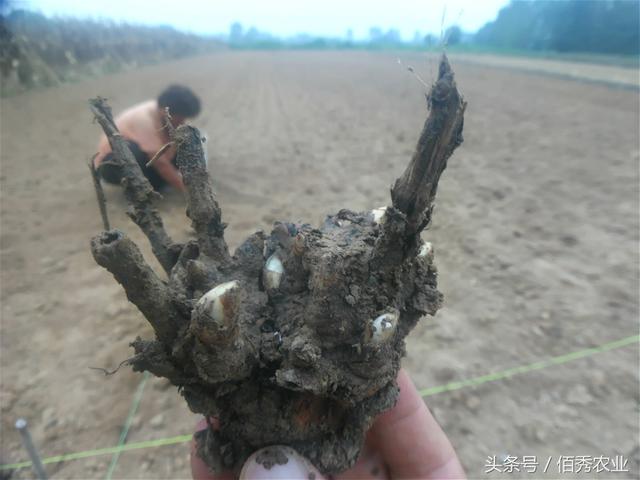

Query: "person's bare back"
<box><xmin>94</xmin><ymin>85</ymin><xmax>201</xmax><ymax>192</ymax></box>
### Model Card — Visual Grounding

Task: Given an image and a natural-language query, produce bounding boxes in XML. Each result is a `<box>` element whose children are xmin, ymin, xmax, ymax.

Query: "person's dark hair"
<box><xmin>157</xmin><ymin>85</ymin><xmax>201</xmax><ymax>118</ymax></box>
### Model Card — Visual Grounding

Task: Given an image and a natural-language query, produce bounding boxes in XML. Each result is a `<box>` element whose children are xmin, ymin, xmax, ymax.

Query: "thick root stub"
<box><xmin>391</xmin><ymin>55</ymin><xmax>466</xmax><ymax>235</ymax></box>
<box><xmin>90</xmin><ymin>230</ymin><xmax>183</xmax><ymax>344</ymax></box>
<box><xmin>173</xmin><ymin>125</ymin><xmax>230</xmax><ymax>262</ymax></box>
<box><xmin>88</xmin><ymin>55</ymin><xmax>465</xmax><ymax>475</ymax></box>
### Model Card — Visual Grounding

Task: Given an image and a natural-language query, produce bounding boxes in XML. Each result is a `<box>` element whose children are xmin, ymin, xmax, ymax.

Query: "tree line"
<box><xmin>475</xmin><ymin>0</ymin><xmax>639</xmax><ymax>55</ymax></box>
<box><xmin>2</xmin><ymin>1</ymin><xmax>638</xmax><ymax>95</ymax></box>
<box><xmin>224</xmin><ymin>1</ymin><xmax>638</xmax><ymax>55</ymax></box>
<box><xmin>1</xmin><ymin>10</ymin><xmax>222</xmax><ymax>95</ymax></box>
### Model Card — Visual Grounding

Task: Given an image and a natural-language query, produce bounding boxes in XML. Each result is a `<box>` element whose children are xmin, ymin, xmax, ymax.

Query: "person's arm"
<box><xmin>153</xmin><ymin>155</ymin><xmax>186</xmax><ymax>192</ymax></box>
<box><xmin>94</xmin><ymin>133</ymin><xmax>112</xmax><ymax>166</ymax></box>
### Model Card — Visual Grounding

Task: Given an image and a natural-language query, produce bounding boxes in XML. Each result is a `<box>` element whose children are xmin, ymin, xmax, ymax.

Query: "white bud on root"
<box><xmin>191</xmin><ymin>280</ymin><xmax>240</xmax><ymax>344</ymax></box>
<box><xmin>418</xmin><ymin>242</ymin><xmax>434</xmax><ymax>263</ymax></box>
<box><xmin>370</xmin><ymin>206</ymin><xmax>387</xmax><ymax>224</ymax></box>
<box><xmin>264</xmin><ymin>254</ymin><xmax>284</xmax><ymax>290</ymax></box>
<box><xmin>365</xmin><ymin>311</ymin><xmax>399</xmax><ymax>344</ymax></box>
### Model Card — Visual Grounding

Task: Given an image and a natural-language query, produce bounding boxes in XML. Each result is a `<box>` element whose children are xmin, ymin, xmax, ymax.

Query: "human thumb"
<box><xmin>239</xmin><ymin>446</ymin><xmax>326</xmax><ymax>480</ymax></box>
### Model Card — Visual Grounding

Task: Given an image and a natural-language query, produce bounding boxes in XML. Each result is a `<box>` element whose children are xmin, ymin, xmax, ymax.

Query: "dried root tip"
<box><xmin>264</xmin><ymin>254</ymin><xmax>284</xmax><ymax>290</ymax></box>
<box><xmin>191</xmin><ymin>280</ymin><xmax>241</xmax><ymax>345</ymax></box>
<box><xmin>418</xmin><ymin>242</ymin><xmax>434</xmax><ymax>263</ymax></box>
<box><xmin>365</xmin><ymin>311</ymin><xmax>399</xmax><ymax>344</ymax></box>
<box><xmin>370</xmin><ymin>206</ymin><xmax>388</xmax><ymax>224</ymax></box>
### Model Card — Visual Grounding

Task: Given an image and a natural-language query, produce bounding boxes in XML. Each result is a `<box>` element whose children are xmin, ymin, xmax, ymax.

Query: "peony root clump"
<box><xmin>88</xmin><ymin>54</ymin><xmax>465</xmax><ymax>475</ymax></box>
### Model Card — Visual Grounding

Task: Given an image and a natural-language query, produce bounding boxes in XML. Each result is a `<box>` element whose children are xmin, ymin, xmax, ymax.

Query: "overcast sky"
<box><xmin>23</xmin><ymin>0</ymin><xmax>509</xmax><ymax>39</ymax></box>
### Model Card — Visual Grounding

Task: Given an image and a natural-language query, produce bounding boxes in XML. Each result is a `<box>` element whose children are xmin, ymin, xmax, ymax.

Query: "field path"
<box><xmin>452</xmin><ymin>52</ymin><xmax>639</xmax><ymax>89</ymax></box>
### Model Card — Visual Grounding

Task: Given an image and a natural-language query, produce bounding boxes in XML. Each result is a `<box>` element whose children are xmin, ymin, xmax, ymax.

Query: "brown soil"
<box><xmin>1</xmin><ymin>51</ymin><xmax>638</xmax><ymax>479</ymax></box>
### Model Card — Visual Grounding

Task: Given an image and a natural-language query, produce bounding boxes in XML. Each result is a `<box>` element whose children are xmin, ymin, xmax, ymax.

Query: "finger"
<box><xmin>368</xmin><ymin>370</ymin><xmax>466</xmax><ymax>479</ymax></box>
<box><xmin>239</xmin><ymin>446</ymin><xmax>326</xmax><ymax>480</ymax></box>
<box><xmin>334</xmin><ymin>438</ymin><xmax>390</xmax><ymax>480</ymax></box>
<box><xmin>190</xmin><ymin>417</ymin><xmax>235</xmax><ymax>480</ymax></box>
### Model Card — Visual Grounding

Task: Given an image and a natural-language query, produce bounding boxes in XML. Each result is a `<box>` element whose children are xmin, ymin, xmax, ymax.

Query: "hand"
<box><xmin>191</xmin><ymin>369</ymin><xmax>466</xmax><ymax>479</ymax></box>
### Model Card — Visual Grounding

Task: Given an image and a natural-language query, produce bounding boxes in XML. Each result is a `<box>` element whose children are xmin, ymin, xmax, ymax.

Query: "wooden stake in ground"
<box><xmin>88</xmin><ymin>54</ymin><xmax>466</xmax><ymax>475</ymax></box>
<box><xmin>88</xmin><ymin>155</ymin><xmax>110</xmax><ymax>231</ymax></box>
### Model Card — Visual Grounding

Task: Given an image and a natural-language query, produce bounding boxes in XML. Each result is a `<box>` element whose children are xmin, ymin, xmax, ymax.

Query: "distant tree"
<box><xmin>383</xmin><ymin>28</ymin><xmax>401</xmax><ymax>44</ymax></box>
<box><xmin>445</xmin><ymin>25</ymin><xmax>462</xmax><ymax>45</ymax></box>
<box><xmin>424</xmin><ymin>33</ymin><xmax>437</xmax><ymax>47</ymax></box>
<box><xmin>369</xmin><ymin>26</ymin><xmax>383</xmax><ymax>43</ymax></box>
<box><xmin>475</xmin><ymin>0</ymin><xmax>549</xmax><ymax>50</ymax></box>
<box><xmin>244</xmin><ymin>26</ymin><xmax>259</xmax><ymax>43</ymax></box>
<box><xmin>546</xmin><ymin>0</ymin><xmax>639</xmax><ymax>54</ymax></box>
<box><xmin>229</xmin><ymin>21</ymin><xmax>243</xmax><ymax>44</ymax></box>
<box><xmin>346</xmin><ymin>28</ymin><xmax>353</xmax><ymax>43</ymax></box>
